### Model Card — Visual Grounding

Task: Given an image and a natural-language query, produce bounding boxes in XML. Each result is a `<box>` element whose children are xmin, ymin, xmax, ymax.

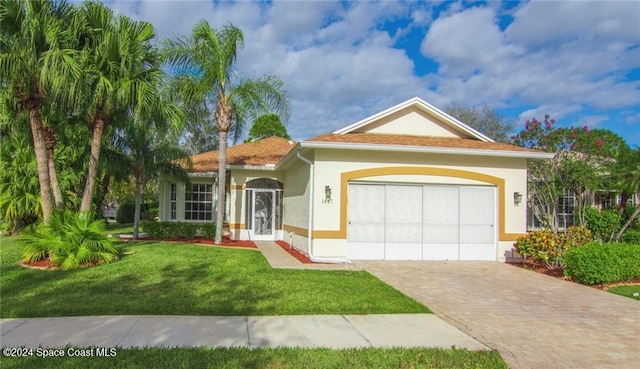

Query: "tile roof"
<box><xmin>188</xmin><ymin>136</ymin><xmax>296</xmax><ymax>172</ymax></box>
<box><xmin>306</xmin><ymin>132</ymin><xmax>542</xmax><ymax>153</ymax></box>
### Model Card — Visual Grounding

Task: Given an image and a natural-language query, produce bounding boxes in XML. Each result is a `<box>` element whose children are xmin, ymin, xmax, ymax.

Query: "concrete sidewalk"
<box><xmin>1</xmin><ymin>314</ymin><xmax>487</xmax><ymax>350</ymax></box>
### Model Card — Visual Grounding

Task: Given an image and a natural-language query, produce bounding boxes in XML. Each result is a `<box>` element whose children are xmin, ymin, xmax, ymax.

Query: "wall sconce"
<box><xmin>323</xmin><ymin>185</ymin><xmax>332</xmax><ymax>204</ymax></box>
<box><xmin>513</xmin><ymin>192</ymin><xmax>523</xmax><ymax>206</ymax></box>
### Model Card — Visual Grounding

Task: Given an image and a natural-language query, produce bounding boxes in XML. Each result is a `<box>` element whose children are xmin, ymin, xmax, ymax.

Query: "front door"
<box><xmin>252</xmin><ymin>189</ymin><xmax>275</xmax><ymax>240</ymax></box>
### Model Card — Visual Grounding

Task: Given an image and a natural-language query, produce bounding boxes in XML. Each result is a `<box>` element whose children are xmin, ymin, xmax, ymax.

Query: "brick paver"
<box><xmin>360</xmin><ymin>261</ymin><xmax>640</xmax><ymax>369</ymax></box>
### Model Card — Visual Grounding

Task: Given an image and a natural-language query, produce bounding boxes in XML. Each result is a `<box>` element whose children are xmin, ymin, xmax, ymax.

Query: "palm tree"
<box><xmin>112</xmin><ymin>121</ymin><xmax>190</xmax><ymax>239</ymax></box>
<box><xmin>75</xmin><ymin>1</ymin><xmax>180</xmax><ymax>213</ymax></box>
<box><xmin>615</xmin><ymin>147</ymin><xmax>640</xmax><ymax>240</ymax></box>
<box><xmin>163</xmin><ymin>21</ymin><xmax>290</xmax><ymax>243</ymax></box>
<box><xmin>0</xmin><ymin>0</ymin><xmax>80</xmax><ymax>220</ymax></box>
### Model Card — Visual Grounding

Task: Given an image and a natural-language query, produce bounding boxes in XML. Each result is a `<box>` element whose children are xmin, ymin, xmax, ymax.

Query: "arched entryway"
<box><xmin>245</xmin><ymin>178</ymin><xmax>283</xmax><ymax>240</ymax></box>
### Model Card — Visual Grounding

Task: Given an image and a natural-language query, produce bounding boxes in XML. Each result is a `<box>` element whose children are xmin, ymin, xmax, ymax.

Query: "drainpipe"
<box><xmin>296</xmin><ymin>150</ymin><xmax>314</xmax><ymax>257</ymax></box>
<box><xmin>296</xmin><ymin>149</ymin><xmax>351</xmax><ymax>264</ymax></box>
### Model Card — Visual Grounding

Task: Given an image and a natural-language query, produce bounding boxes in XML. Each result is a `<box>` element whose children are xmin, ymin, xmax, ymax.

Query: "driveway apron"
<box><xmin>360</xmin><ymin>261</ymin><xmax>640</xmax><ymax>369</ymax></box>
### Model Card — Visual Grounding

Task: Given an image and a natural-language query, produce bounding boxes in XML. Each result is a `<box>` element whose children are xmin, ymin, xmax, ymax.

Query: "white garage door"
<box><xmin>347</xmin><ymin>183</ymin><xmax>496</xmax><ymax>261</ymax></box>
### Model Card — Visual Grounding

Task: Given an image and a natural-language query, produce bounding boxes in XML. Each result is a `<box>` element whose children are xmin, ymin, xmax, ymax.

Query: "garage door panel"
<box><xmin>460</xmin><ymin>224</ymin><xmax>495</xmax><ymax>244</ymax></box>
<box><xmin>423</xmin><ymin>186</ymin><xmax>458</xmax><ymax>224</ymax></box>
<box><xmin>459</xmin><ymin>245</ymin><xmax>495</xmax><ymax>261</ymax></box>
<box><xmin>423</xmin><ymin>224</ymin><xmax>458</xmax><ymax>243</ymax></box>
<box><xmin>349</xmin><ymin>224</ymin><xmax>385</xmax><ymax>243</ymax></box>
<box><xmin>347</xmin><ymin>243</ymin><xmax>385</xmax><ymax>260</ymax></box>
<box><xmin>423</xmin><ymin>244</ymin><xmax>459</xmax><ymax>260</ymax></box>
<box><xmin>348</xmin><ymin>185</ymin><xmax>385</xmax><ymax>223</ymax></box>
<box><xmin>385</xmin><ymin>243</ymin><xmax>422</xmax><ymax>260</ymax></box>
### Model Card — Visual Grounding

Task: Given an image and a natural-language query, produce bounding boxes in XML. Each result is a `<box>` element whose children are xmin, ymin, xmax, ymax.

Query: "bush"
<box><xmin>21</xmin><ymin>211</ymin><xmax>120</xmax><ymax>270</ymax></box>
<box><xmin>116</xmin><ymin>203</ymin><xmax>136</xmax><ymax>224</ymax></box>
<box><xmin>141</xmin><ymin>221</ymin><xmax>215</xmax><ymax>239</ymax></box>
<box><xmin>564</xmin><ymin>242</ymin><xmax>640</xmax><ymax>285</ymax></box>
<box><xmin>622</xmin><ymin>230</ymin><xmax>640</xmax><ymax>245</ymax></box>
<box><xmin>584</xmin><ymin>207</ymin><xmax>623</xmax><ymax>242</ymax></box>
<box><xmin>200</xmin><ymin>222</ymin><xmax>216</xmax><ymax>238</ymax></box>
<box><xmin>514</xmin><ymin>226</ymin><xmax>592</xmax><ymax>269</ymax></box>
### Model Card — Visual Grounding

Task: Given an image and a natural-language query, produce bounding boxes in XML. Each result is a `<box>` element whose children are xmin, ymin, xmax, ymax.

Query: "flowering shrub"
<box><xmin>515</xmin><ymin>226</ymin><xmax>593</xmax><ymax>269</ymax></box>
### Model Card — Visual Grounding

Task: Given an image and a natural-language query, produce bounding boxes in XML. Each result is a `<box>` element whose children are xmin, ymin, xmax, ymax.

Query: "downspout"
<box><xmin>296</xmin><ymin>150</ymin><xmax>314</xmax><ymax>257</ymax></box>
<box><xmin>296</xmin><ymin>149</ymin><xmax>351</xmax><ymax>264</ymax></box>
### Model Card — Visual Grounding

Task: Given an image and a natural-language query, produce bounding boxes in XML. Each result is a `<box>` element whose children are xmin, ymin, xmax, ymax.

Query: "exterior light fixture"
<box><xmin>513</xmin><ymin>192</ymin><xmax>523</xmax><ymax>206</ymax></box>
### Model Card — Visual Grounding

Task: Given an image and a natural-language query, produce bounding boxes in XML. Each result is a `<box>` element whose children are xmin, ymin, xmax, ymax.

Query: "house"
<box><xmin>159</xmin><ymin>97</ymin><xmax>553</xmax><ymax>262</ymax></box>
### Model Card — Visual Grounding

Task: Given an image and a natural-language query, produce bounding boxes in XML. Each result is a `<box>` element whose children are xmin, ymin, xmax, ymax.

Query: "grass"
<box><xmin>104</xmin><ymin>222</ymin><xmax>135</xmax><ymax>236</ymax></box>
<box><xmin>0</xmin><ymin>236</ymin><xmax>429</xmax><ymax>318</ymax></box>
<box><xmin>607</xmin><ymin>284</ymin><xmax>640</xmax><ymax>300</ymax></box>
<box><xmin>0</xmin><ymin>347</ymin><xmax>507</xmax><ymax>369</ymax></box>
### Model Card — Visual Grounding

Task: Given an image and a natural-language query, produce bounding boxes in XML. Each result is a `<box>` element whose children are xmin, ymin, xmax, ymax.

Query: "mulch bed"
<box><xmin>274</xmin><ymin>240</ymin><xmax>317</xmax><ymax>264</ymax></box>
<box><xmin>129</xmin><ymin>236</ymin><xmax>257</xmax><ymax>249</ymax></box>
<box><xmin>507</xmin><ymin>261</ymin><xmax>640</xmax><ymax>291</ymax></box>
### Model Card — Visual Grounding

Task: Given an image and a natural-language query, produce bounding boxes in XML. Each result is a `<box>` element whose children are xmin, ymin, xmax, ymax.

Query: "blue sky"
<box><xmin>104</xmin><ymin>0</ymin><xmax>640</xmax><ymax>146</ymax></box>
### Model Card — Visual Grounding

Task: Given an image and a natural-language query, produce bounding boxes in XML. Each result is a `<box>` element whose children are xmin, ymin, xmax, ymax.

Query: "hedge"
<box><xmin>622</xmin><ymin>230</ymin><xmax>640</xmax><ymax>245</ymax></box>
<box><xmin>563</xmin><ymin>242</ymin><xmax>640</xmax><ymax>285</ymax></box>
<box><xmin>140</xmin><ymin>221</ymin><xmax>216</xmax><ymax>239</ymax></box>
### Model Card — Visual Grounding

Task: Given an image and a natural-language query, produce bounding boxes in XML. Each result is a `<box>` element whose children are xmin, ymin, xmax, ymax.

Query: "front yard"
<box><xmin>0</xmin><ymin>237</ymin><xmax>428</xmax><ymax>318</ymax></box>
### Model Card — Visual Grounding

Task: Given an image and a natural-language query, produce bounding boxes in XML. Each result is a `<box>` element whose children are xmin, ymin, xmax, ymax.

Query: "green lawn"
<box><xmin>607</xmin><ymin>285</ymin><xmax>640</xmax><ymax>300</ymax></box>
<box><xmin>1</xmin><ymin>347</ymin><xmax>507</xmax><ymax>369</ymax></box>
<box><xmin>0</xmin><ymin>236</ymin><xmax>429</xmax><ymax>318</ymax></box>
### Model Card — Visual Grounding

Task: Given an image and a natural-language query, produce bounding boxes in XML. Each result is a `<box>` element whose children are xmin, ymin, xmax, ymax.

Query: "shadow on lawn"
<box><xmin>1</xmin><ymin>251</ymin><xmax>281</xmax><ymax>318</ymax></box>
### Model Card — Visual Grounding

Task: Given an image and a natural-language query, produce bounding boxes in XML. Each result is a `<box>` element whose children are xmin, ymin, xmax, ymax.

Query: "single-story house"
<box><xmin>159</xmin><ymin>97</ymin><xmax>554</xmax><ymax>262</ymax></box>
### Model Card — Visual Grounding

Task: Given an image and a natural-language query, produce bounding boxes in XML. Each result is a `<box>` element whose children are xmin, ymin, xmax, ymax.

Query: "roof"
<box><xmin>188</xmin><ymin>136</ymin><xmax>296</xmax><ymax>173</ymax></box>
<box><xmin>333</xmin><ymin>96</ymin><xmax>494</xmax><ymax>142</ymax></box>
<box><xmin>304</xmin><ymin>132</ymin><xmax>553</xmax><ymax>159</ymax></box>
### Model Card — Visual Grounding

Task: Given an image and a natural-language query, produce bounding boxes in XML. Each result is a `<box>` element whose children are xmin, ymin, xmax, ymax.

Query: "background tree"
<box><xmin>244</xmin><ymin>113</ymin><xmax>290</xmax><ymax>143</ymax></box>
<box><xmin>112</xmin><ymin>121</ymin><xmax>190</xmax><ymax>239</ymax></box>
<box><xmin>445</xmin><ymin>103</ymin><xmax>515</xmax><ymax>143</ymax></box>
<box><xmin>180</xmin><ymin>101</ymin><xmax>219</xmax><ymax>155</ymax></box>
<box><xmin>512</xmin><ymin>116</ymin><xmax>629</xmax><ymax>231</ymax></box>
<box><xmin>163</xmin><ymin>21</ymin><xmax>290</xmax><ymax>243</ymax></box>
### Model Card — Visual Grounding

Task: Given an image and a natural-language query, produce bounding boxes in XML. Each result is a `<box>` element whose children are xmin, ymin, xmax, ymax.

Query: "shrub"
<box><xmin>584</xmin><ymin>207</ymin><xmax>623</xmax><ymax>242</ymax></box>
<box><xmin>116</xmin><ymin>203</ymin><xmax>136</xmax><ymax>224</ymax></box>
<box><xmin>564</xmin><ymin>242</ymin><xmax>640</xmax><ymax>285</ymax></box>
<box><xmin>200</xmin><ymin>222</ymin><xmax>216</xmax><ymax>239</ymax></box>
<box><xmin>514</xmin><ymin>226</ymin><xmax>592</xmax><ymax>269</ymax></box>
<box><xmin>141</xmin><ymin>221</ymin><xmax>215</xmax><ymax>239</ymax></box>
<box><xmin>21</xmin><ymin>211</ymin><xmax>120</xmax><ymax>270</ymax></box>
<box><xmin>622</xmin><ymin>230</ymin><xmax>640</xmax><ymax>245</ymax></box>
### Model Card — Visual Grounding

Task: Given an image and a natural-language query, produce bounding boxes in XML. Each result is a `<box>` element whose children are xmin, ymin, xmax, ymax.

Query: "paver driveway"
<box><xmin>360</xmin><ymin>261</ymin><xmax>640</xmax><ymax>369</ymax></box>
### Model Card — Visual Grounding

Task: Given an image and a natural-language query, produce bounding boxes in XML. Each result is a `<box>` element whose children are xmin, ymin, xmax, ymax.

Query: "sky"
<box><xmin>103</xmin><ymin>0</ymin><xmax>640</xmax><ymax>146</ymax></box>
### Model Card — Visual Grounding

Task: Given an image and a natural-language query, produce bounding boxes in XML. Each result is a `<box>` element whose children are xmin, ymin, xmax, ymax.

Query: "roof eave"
<box><xmin>300</xmin><ymin>141</ymin><xmax>554</xmax><ymax>159</ymax></box>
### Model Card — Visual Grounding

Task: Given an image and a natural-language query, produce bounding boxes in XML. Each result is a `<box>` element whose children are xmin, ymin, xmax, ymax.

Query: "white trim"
<box><xmin>333</xmin><ymin>97</ymin><xmax>494</xmax><ymax>142</ymax></box>
<box><xmin>188</xmin><ymin>172</ymin><xmax>217</xmax><ymax>178</ymax></box>
<box><xmin>300</xmin><ymin>141</ymin><xmax>555</xmax><ymax>159</ymax></box>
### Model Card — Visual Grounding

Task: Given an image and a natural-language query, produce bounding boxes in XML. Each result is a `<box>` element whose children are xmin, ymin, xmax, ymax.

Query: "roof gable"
<box><xmin>333</xmin><ymin>97</ymin><xmax>494</xmax><ymax>142</ymax></box>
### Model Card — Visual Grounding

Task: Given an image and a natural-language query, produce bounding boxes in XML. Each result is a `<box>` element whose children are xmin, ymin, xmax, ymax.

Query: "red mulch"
<box><xmin>507</xmin><ymin>261</ymin><xmax>640</xmax><ymax>290</ymax></box>
<box><xmin>274</xmin><ymin>240</ymin><xmax>317</xmax><ymax>264</ymax></box>
<box><xmin>130</xmin><ymin>236</ymin><xmax>257</xmax><ymax>249</ymax></box>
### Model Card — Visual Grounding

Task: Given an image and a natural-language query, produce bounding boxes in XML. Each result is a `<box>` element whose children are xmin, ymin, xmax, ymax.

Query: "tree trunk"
<box><xmin>80</xmin><ymin>117</ymin><xmax>106</xmax><ymax>212</ymax></box>
<box><xmin>215</xmin><ymin>129</ymin><xmax>228</xmax><ymax>244</ymax></box>
<box><xmin>42</xmin><ymin>125</ymin><xmax>64</xmax><ymax>210</ymax></box>
<box><xmin>28</xmin><ymin>109</ymin><xmax>55</xmax><ymax>221</ymax></box>
<box><xmin>96</xmin><ymin>174</ymin><xmax>111</xmax><ymax>218</ymax></box>
<box><xmin>133</xmin><ymin>173</ymin><xmax>144</xmax><ymax>240</ymax></box>
<box><xmin>616</xmin><ymin>204</ymin><xmax>640</xmax><ymax>241</ymax></box>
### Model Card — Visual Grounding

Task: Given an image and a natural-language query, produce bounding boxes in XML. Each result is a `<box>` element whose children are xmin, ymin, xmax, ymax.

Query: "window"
<box><xmin>185</xmin><ymin>183</ymin><xmax>213</xmax><ymax>221</ymax></box>
<box><xmin>527</xmin><ymin>189</ymin><xmax>575</xmax><ymax>230</ymax></box>
<box><xmin>557</xmin><ymin>190</ymin><xmax>575</xmax><ymax>230</ymax></box>
<box><xmin>170</xmin><ymin>183</ymin><xmax>177</xmax><ymax>220</ymax></box>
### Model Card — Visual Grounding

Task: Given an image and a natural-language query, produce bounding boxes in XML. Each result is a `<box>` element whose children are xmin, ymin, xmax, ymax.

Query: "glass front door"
<box><xmin>253</xmin><ymin>190</ymin><xmax>275</xmax><ymax>239</ymax></box>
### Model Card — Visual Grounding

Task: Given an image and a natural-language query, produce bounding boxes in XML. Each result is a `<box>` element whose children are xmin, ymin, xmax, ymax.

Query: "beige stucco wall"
<box><xmin>353</xmin><ymin>106</ymin><xmax>471</xmax><ymax>138</ymax></box>
<box><xmin>308</xmin><ymin>148</ymin><xmax>529</xmax><ymax>260</ymax></box>
<box><xmin>282</xmin><ymin>159</ymin><xmax>311</xmax><ymax>254</ymax></box>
